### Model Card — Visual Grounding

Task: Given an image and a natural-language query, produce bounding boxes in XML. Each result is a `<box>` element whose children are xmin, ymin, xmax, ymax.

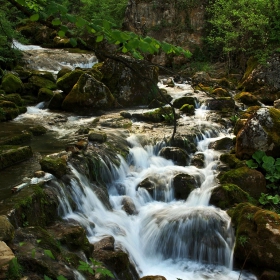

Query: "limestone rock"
<box><xmin>159</xmin><ymin>146</ymin><xmax>189</xmax><ymax>166</ymax></box>
<box><xmin>0</xmin><ymin>241</ymin><xmax>15</xmax><ymax>267</ymax></box>
<box><xmin>235</xmin><ymin>107</ymin><xmax>280</xmax><ymax>158</ymax></box>
<box><xmin>0</xmin><ymin>216</ymin><xmax>14</xmax><ymax>242</ymax></box>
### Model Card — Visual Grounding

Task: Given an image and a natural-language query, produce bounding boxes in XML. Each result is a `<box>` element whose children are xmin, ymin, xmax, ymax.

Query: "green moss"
<box><xmin>0</xmin><ymin>94</ymin><xmax>23</xmax><ymax>106</ymax></box>
<box><xmin>40</xmin><ymin>156</ymin><xmax>67</xmax><ymax>178</ymax></box>
<box><xmin>1</xmin><ymin>73</ymin><xmax>23</xmax><ymax>94</ymax></box>
<box><xmin>265</xmin><ymin>108</ymin><xmax>280</xmax><ymax>146</ymax></box>
<box><xmin>238</xmin><ymin>57</ymin><xmax>259</xmax><ymax>88</ymax></box>
<box><xmin>219</xmin><ymin>153</ymin><xmax>244</xmax><ymax>168</ymax></box>
<box><xmin>173</xmin><ymin>96</ymin><xmax>197</xmax><ymax>108</ymax></box>
<box><xmin>28</xmin><ymin>75</ymin><xmax>57</xmax><ymax>91</ymax></box>
<box><xmin>38</xmin><ymin>88</ymin><xmax>54</xmax><ymax>102</ymax></box>
<box><xmin>28</xmin><ymin>125</ymin><xmax>47</xmax><ymax>136</ymax></box>
<box><xmin>0</xmin><ymin>131</ymin><xmax>32</xmax><ymax>145</ymax></box>
<box><xmin>179</xmin><ymin>104</ymin><xmax>195</xmax><ymax>115</ymax></box>
<box><xmin>56</xmin><ymin>69</ymin><xmax>84</xmax><ymax>93</ymax></box>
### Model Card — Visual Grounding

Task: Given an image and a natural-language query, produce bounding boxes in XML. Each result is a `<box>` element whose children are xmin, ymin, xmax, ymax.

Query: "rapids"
<box><xmin>1</xmin><ymin>44</ymin><xmax>258</xmax><ymax>279</ymax></box>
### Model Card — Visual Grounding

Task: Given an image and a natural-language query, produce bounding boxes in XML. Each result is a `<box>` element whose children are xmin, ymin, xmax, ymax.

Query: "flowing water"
<box><xmin>2</xmin><ymin>44</ymin><xmax>258</xmax><ymax>279</ymax></box>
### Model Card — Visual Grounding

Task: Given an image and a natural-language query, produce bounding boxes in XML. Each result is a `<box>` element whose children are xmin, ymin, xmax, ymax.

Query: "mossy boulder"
<box><xmin>56</xmin><ymin>69</ymin><xmax>84</xmax><ymax>94</ymax></box>
<box><xmin>173</xmin><ymin>96</ymin><xmax>197</xmax><ymax>108</ymax></box>
<box><xmin>0</xmin><ymin>131</ymin><xmax>32</xmax><ymax>145</ymax></box>
<box><xmin>159</xmin><ymin>146</ymin><xmax>189</xmax><ymax>166</ymax></box>
<box><xmin>212</xmin><ymin>87</ymin><xmax>231</xmax><ymax>97</ymax></box>
<box><xmin>0</xmin><ymin>184</ymin><xmax>59</xmax><ymax>228</ymax></box>
<box><xmin>62</xmin><ymin>73</ymin><xmax>115</xmax><ymax>114</ymax></box>
<box><xmin>229</xmin><ymin>203</ymin><xmax>280</xmax><ymax>273</ymax></box>
<box><xmin>40</xmin><ymin>155</ymin><xmax>67</xmax><ymax>178</ymax></box>
<box><xmin>236</xmin><ymin>107</ymin><xmax>280</xmax><ymax>158</ymax></box>
<box><xmin>140</xmin><ymin>276</ymin><xmax>167</xmax><ymax>280</ymax></box>
<box><xmin>100</xmin><ymin>55</ymin><xmax>159</xmax><ymax>106</ymax></box>
<box><xmin>172</xmin><ymin>173</ymin><xmax>197</xmax><ymax>200</ymax></box>
<box><xmin>190</xmin><ymin>153</ymin><xmax>205</xmax><ymax>168</ymax></box>
<box><xmin>38</xmin><ymin>88</ymin><xmax>54</xmax><ymax>102</ymax></box>
<box><xmin>0</xmin><ymin>146</ymin><xmax>33</xmax><ymax>170</ymax></box>
<box><xmin>235</xmin><ymin>92</ymin><xmax>259</xmax><ymax>106</ymax></box>
<box><xmin>0</xmin><ymin>94</ymin><xmax>24</xmax><ymax>106</ymax></box>
<box><xmin>48</xmin><ymin>91</ymin><xmax>65</xmax><ymax>110</ymax></box>
<box><xmin>205</xmin><ymin>97</ymin><xmax>235</xmax><ymax>111</ymax></box>
<box><xmin>47</xmin><ymin>221</ymin><xmax>93</xmax><ymax>258</ymax></box>
<box><xmin>218</xmin><ymin>166</ymin><xmax>266</xmax><ymax>199</ymax></box>
<box><xmin>28</xmin><ymin>125</ymin><xmax>47</xmax><ymax>136</ymax></box>
<box><xmin>179</xmin><ymin>104</ymin><xmax>195</xmax><ymax>115</ymax></box>
<box><xmin>57</xmin><ymin>67</ymin><xmax>72</xmax><ymax>79</ymax></box>
<box><xmin>210</xmin><ymin>184</ymin><xmax>250</xmax><ymax>209</ymax></box>
<box><xmin>219</xmin><ymin>153</ymin><xmax>244</xmax><ymax>169</ymax></box>
<box><xmin>27</xmin><ymin>75</ymin><xmax>57</xmax><ymax>95</ymax></box>
<box><xmin>88</xmin><ymin>131</ymin><xmax>107</xmax><ymax>143</ymax></box>
<box><xmin>132</xmin><ymin>107</ymin><xmax>178</xmax><ymax>123</ymax></box>
<box><xmin>0</xmin><ymin>101</ymin><xmax>19</xmax><ymax>121</ymax></box>
<box><xmin>32</xmin><ymin>71</ymin><xmax>56</xmax><ymax>83</ymax></box>
<box><xmin>1</xmin><ymin>73</ymin><xmax>23</xmax><ymax>94</ymax></box>
<box><xmin>0</xmin><ymin>216</ymin><xmax>15</xmax><ymax>243</ymax></box>
<box><xmin>209</xmin><ymin>137</ymin><xmax>233</xmax><ymax>151</ymax></box>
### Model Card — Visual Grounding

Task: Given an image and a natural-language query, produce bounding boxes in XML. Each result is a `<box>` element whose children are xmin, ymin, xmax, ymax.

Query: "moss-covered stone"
<box><xmin>229</xmin><ymin>203</ymin><xmax>280</xmax><ymax>272</ymax></box>
<box><xmin>40</xmin><ymin>156</ymin><xmax>67</xmax><ymax>178</ymax></box>
<box><xmin>28</xmin><ymin>125</ymin><xmax>47</xmax><ymax>136</ymax></box>
<box><xmin>209</xmin><ymin>137</ymin><xmax>233</xmax><ymax>151</ymax></box>
<box><xmin>56</xmin><ymin>69</ymin><xmax>84</xmax><ymax>94</ymax></box>
<box><xmin>179</xmin><ymin>104</ymin><xmax>195</xmax><ymax>115</ymax></box>
<box><xmin>218</xmin><ymin>166</ymin><xmax>266</xmax><ymax>199</ymax></box>
<box><xmin>62</xmin><ymin>73</ymin><xmax>115</xmax><ymax>114</ymax></box>
<box><xmin>0</xmin><ymin>131</ymin><xmax>32</xmax><ymax>145</ymax></box>
<box><xmin>48</xmin><ymin>91</ymin><xmax>64</xmax><ymax>110</ymax></box>
<box><xmin>1</xmin><ymin>73</ymin><xmax>23</xmax><ymax>94</ymax></box>
<box><xmin>159</xmin><ymin>146</ymin><xmax>189</xmax><ymax>166</ymax></box>
<box><xmin>0</xmin><ymin>101</ymin><xmax>19</xmax><ymax>121</ymax></box>
<box><xmin>28</xmin><ymin>75</ymin><xmax>57</xmax><ymax>94</ymax></box>
<box><xmin>0</xmin><ymin>184</ymin><xmax>59</xmax><ymax>228</ymax></box>
<box><xmin>0</xmin><ymin>146</ymin><xmax>33</xmax><ymax>170</ymax></box>
<box><xmin>219</xmin><ymin>153</ymin><xmax>244</xmax><ymax>169</ymax></box>
<box><xmin>172</xmin><ymin>173</ymin><xmax>197</xmax><ymax>199</ymax></box>
<box><xmin>88</xmin><ymin>131</ymin><xmax>107</xmax><ymax>143</ymax></box>
<box><xmin>0</xmin><ymin>94</ymin><xmax>24</xmax><ymax>106</ymax></box>
<box><xmin>32</xmin><ymin>71</ymin><xmax>56</xmax><ymax>83</ymax></box>
<box><xmin>57</xmin><ymin>67</ymin><xmax>72</xmax><ymax>79</ymax></box>
<box><xmin>210</xmin><ymin>184</ymin><xmax>250</xmax><ymax>209</ymax></box>
<box><xmin>235</xmin><ymin>91</ymin><xmax>259</xmax><ymax>106</ymax></box>
<box><xmin>205</xmin><ymin>97</ymin><xmax>235</xmax><ymax>111</ymax></box>
<box><xmin>0</xmin><ymin>216</ymin><xmax>15</xmax><ymax>243</ymax></box>
<box><xmin>212</xmin><ymin>87</ymin><xmax>230</xmax><ymax>97</ymax></box>
<box><xmin>38</xmin><ymin>88</ymin><xmax>54</xmax><ymax>102</ymax></box>
<box><xmin>173</xmin><ymin>96</ymin><xmax>197</xmax><ymax>108</ymax></box>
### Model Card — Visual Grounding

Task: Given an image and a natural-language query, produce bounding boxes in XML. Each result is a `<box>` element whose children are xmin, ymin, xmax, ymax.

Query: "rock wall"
<box><xmin>123</xmin><ymin>0</ymin><xmax>208</xmax><ymax>65</ymax></box>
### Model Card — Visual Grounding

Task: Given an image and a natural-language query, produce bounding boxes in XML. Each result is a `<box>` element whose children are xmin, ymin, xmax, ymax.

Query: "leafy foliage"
<box><xmin>13</xmin><ymin>0</ymin><xmax>191</xmax><ymax>60</ymax></box>
<box><xmin>207</xmin><ymin>0</ymin><xmax>280</xmax><ymax>67</ymax></box>
<box><xmin>246</xmin><ymin>150</ymin><xmax>280</xmax><ymax>211</ymax></box>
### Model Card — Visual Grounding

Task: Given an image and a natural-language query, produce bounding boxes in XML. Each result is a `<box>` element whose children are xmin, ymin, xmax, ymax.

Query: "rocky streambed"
<box><xmin>1</xmin><ymin>45</ymin><xmax>280</xmax><ymax>280</ymax></box>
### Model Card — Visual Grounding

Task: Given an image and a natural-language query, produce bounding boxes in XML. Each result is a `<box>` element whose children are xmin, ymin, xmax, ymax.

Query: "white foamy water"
<box><xmin>51</xmin><ymin>105</ymin><xmax>256</xmax><ymax>280</ymax></box>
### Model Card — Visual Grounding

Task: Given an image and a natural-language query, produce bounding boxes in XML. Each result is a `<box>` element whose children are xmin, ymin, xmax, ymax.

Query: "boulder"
<box><xmin>140</xmin><ymin>277</ymin><xmax>167</xmax><ymax>280</ymax></box>
<box><xmin>40</xmin><ymin>155</ymin><xmax>67</xmax><ymax>178</ymax></box>
<box><xmin>218</xmin><ymin>166</ymin><xmax>267</xmax><ymax>199</ymax></box>
<box><xmin>159</xmin><ymin>147</ymin><xmax>189</xmax><ymax>166</ymax></box>
<box><xmin>209</xmin><ymin>137</ymin><xmax>233</xmax><ymax>151</ymax></box>
<box><xmin>230</xmin><ymin>203</ymin><xmax>280</xmax><ymax>273</ymax></box>
<box><xmin>205</xmin><ymin>97</ymin><xmax>235</xmax><ymax>111</ymax></box>
<box><xmin>172</xmin><ymin>173</ymin><xmax>197</xmax><ymax>200</ymax></box>
<box><xmin>212</xmin><ymin>87</ymin><xmax>231</xmax><ymax>97</ymax></box>
<box><xmin>121</xmin><ymin>196</ymin><xmax>138</xmax><ymax>215</ymax></box>
<box><xmin>0</xmin><ymin>216</ymin><xmax>15</xmax><ymax>243</ymax></box>
<box><xmin>27</xmin><ymin>75</ymin><xmax>57</xmax><ymax>95</ymax></box>
<box><xmin>173</xmin><ymin>96</ymin><xmax>197</xmax><ymax>108</ymax></box>
<box><xmin>0</xmin><ymin>101</ymin><xmax>19</xmax><ymax>121</ymax></box>
<box><xmin>179</xmin><ymin>104</ymin><xmax>195</xmax><ymax>115</ymax></box>
<box><xmin>235</xmin><ymin>107</ymin><xmax>280</xmax><ymax>158</ymax></box>
<box><xmin>210</xmin><ymin>184</ymin><xmax>250</xmax><ymax>209</ymax></box>
<box><xmin>56</xmin><ymin>69</ymin><xmax>84</xmax><ymax>94</ymax></box>
<box><xmin>100</xmin><ymin>55</ymin><xmax>159</xmax><ymax>106</ymax></box>
<box><xmin>88</xmin><ymin>131</ymin><xmax>107</xmax><ymax>143</ymax></box>
<box><xmin>0</xmin><ymin>146</ymin><xmax>33</xmax><ymax>170</ymax></box>
<box><xmin>0</xmin><ymin>241</ymin><xmax>15</xmax><ymax>267</ymax></box>
<box><xmin>62</xmin><ymin>73</ymin><xmax>115</xmax><ymax>115</ymax></box>
<box><xmin>239</xmin><ymin>53</ymin><xmax>280</xmax><ymax>104</ymax></box>
<box><xmin>1</xmin><ymin>73</ymin><xmax>23</xmax><ymax>94</ymax></box>
<box><xmin>190</xmin><ymin>153</ymin><xmax>205</xmax><ymax>168</ymax></box>
<box><xmin>48</xmin><ymin>91</ymin><xmax>64</xmax><ymax>110</ymax></box>
<box><xmin>234</xmin><ymin>92</ymin><xmax>259</xmax><ymax>106</ymax></box>
<box><xmin>38</xmin><ymin>88</ymin><xmax>54</xmax><ymax>102</ymax></box>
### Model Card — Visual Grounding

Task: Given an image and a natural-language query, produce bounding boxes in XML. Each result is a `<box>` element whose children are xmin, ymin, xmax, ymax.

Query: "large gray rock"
<box><xmin>235</xmin><ymin>107</ymin><xmax>280</xmax><ymax>158</ymax></box>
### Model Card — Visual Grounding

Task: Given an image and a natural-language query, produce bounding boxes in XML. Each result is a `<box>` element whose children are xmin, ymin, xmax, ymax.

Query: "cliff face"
<box><xmin>123</xmin><ymin>0</ymin><xmax>208</xmax><ymax>65</ymax></box>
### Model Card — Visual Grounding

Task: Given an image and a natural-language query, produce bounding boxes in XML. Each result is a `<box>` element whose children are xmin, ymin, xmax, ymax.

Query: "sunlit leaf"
<box><xmin>58</xmin><ymin>31</ymin><xmax>65</xmax><ymax>37</ymax></box>
<box><xmin>69</xmin><ymin>38</ymin><xmax>77</xmax><ymax>47</ymax></box>
<box><xmin>44</xmin><ymin>250</ymin><xmax>55</xmax><ymax>260</ymax></box>
<box><xmin>52</xmin><ymin>18</ymin><xmax>61</xmax><ymax>26</ymax></box>
<box><xmin>96</xmin><ymin>35</ymin><xmax>104</xmax><ymax>42</ymax></box>
<box><xmin>30</xmin><ymin>14</ymin><xmax>39</xmax><ymax>21</ymax></box>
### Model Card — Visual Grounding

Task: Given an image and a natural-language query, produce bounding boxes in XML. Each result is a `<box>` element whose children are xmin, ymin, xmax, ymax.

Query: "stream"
<box><xmin>1</xmin><ymin>43</ymin><xmax>257</xmax><ymax>280</ymax></box>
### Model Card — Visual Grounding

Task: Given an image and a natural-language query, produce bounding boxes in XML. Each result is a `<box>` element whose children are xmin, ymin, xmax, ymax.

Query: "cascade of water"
<box><xmin>45</xmin><ymin>105</ymin><xmax>257</xmax><ymax>280</ymax></box>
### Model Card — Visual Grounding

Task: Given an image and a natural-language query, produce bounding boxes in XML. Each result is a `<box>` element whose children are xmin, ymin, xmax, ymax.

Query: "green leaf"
<box><xmin>19</xmin><ymin>242</ymin><xmax>25</xmax><ymax>246</ymax></box>
<box><xmin>96</xmin><ymin>35</ymin><xmax>104</xmax><ymax>42</ymax></box>
<box><xmin>52</xmin><ymin>19</ymin><xmax>61</xmax><ymax>26</ymax></box>
<box><xmin>36</xmin><ymin>239</ymin><xmax>41</xmax><ymax>243</ymax></box>
<box><xmin>272</xmin><ymin>195</ymin><xmax>280</xmax><ymax>204</ymax></box>
<box><xmin>252</xmin><ymin>150</ymin><xmax>266</xmax><ymax>165</ymax></box>
<box><xmin>44</xmin><ymin>250</ymin><xmax>55</xmax><ymax>260</ymax></box>
<box><xmin>30</xmin><ymin>14</ymin><xmax>39</xmax><ymax>22</ymax></box>
<box><xmin>32</xmin><ymin>248</ymin><xmax>36</xmax><ymax>258</ymax></box>
<box><xmin>44</xmin><ymin>276</ymin><xmax>53</xmax><ymax>280</ymax></box>
<box><xmin>76</xmin><ymin>17</ymin><xmax>87</xmax><ymax>28</ymax></box>
<box><xmin>69</xmin><ymin>38</ymin><xmax>77</xmax><ymax>47</ymax></box>
<box><xmin>65</xmin><ymin>14</ymin><xmax>76</xmax><ymax>23</ymax></box>
<box><xmin>58</xmin><ymin>31</ymin><xmax>65</xmax><ymax>38</ymax></box>
<box><xmin>246</xmin><ymin>159</ymin><xmax>258</xmax><ymax>169</ymax></box>
<box><xmin>78</xmin><ymin>261</ymin><xmax>94</xmax><ymax>275</ymax></box>
<box><xmin>102</xmin><ymin>20</ymin><xmax>111</xmax><ymax>30</ymax></box>
<box><xmin>122</xmin><ymin>46</ymin><xmax>128</xmax><ymax>53</ymax></box>
<box><xmin>95</xmin><ymin>267</ymin><xmax>114</xmax><ymax>278</ymax></box>
<box><xmin>16</xmin><ymin>0</ymin><xmax>26</xmax><ymax>5</ymax></box>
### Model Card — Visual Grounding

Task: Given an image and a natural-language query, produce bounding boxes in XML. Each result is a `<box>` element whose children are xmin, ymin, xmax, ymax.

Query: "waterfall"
<box><xmin>44</xmin><ymin>106</ymin><xmax>256</xmax><ymax>280</ymax></box>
